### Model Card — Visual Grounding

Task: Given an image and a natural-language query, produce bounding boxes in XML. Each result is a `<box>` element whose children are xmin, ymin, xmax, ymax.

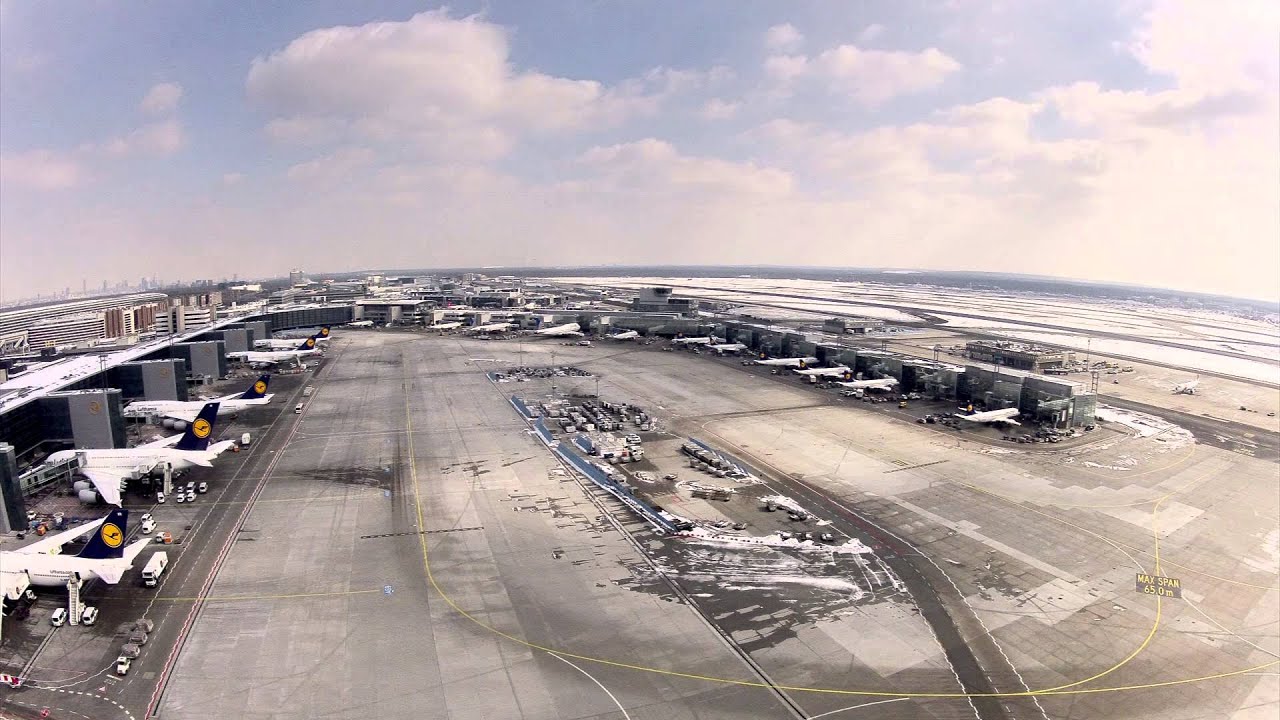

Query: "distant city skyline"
<box><xmin>2</xmin><ymin>2</ymin><xmax>1277</xmax><ymax>301</ymax></box>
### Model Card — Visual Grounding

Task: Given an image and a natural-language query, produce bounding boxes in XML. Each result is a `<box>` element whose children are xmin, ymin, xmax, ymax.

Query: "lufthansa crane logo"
<box><xmin>101</xmin><ymin>523</ymin><xmax>123</xmax><ymax>549</ymax></box>
<box><xmin>192</xmin><ymin>418</ymin><xmax>212</xmax><ymax>439</ymax></box>
<box><xmin>88</xmin><ymin>401</ymin><xmax>102</xmax><ymax>415</ymax></box>
<box><xmin>320</xmin><ymin>328</ymin><xmax>330</xmax><ymax>337</ymax></box>
<box><xmin>253</xmin><ymin>380</ymin><xmax>267</xmax><ymax>395</ymax></box>
<box><xmin>305</xmin><ymin>338</ymin><xmax>315</xmax><ymax>348</ymax></box>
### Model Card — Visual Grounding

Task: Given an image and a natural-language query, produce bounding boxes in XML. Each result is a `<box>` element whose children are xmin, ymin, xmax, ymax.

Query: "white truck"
<box><xmin>142</xmin><ymin>552</ymin><xmax>169</xmax><ymax>587</ymax></box>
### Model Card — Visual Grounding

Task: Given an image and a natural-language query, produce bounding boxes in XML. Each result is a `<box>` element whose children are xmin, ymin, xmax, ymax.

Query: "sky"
<box><xmin>1</xmin><ymin>1</ymin><xmax>1277</xmax><ymax>302</ymax></box>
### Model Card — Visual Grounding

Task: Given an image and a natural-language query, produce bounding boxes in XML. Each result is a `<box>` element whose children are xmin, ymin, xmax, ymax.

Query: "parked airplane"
<box><xmin>255</xmin><ymin>327</ymin><xmax>331</xmax><ymax>349</ymax></box>
<box><xmin>430</xmin><ymin>322</ymin><xmax>463</xmax><ymax>331</ymax></box>
<box><xmin>46</xmin><ymin>403</ymin><xmax>235</xmax><ymax>506</ymax></box>
<box><xmin>672</xmin><ymin>337</ymin><xmax>716</xmax><ymax>345</ymax></box>
<box><xmin>227</xmin><ymin>336</ymin><xmax>320</xmax><ymax>366</ymax></box>
<box><xmin>795</xmin><ymin>365</ymin><xmax>851</xmax><ymax>377</ymax></box>
<box><xmin>755</xmin><ymin>357</ymin><xmax>818</xmax><ymax>367</ymax></box>
<box><xmin>124</xmin><ymin>375</ymin><xmax>273</xmax><ymax>422</ymax></box>
<box><xmin>837</xmin><ymin>377</ymin><xmax>899</xmax><ymax>390</ymax></box>
<box><xmin>536</xmin><ymin>322</ymin><xmax>584</xmax><ymax>337</ymax></box>
<box><xmin>348</xmin><ymin>320</ymin><xmax>375</xmax><ymax>328</ymax></box>
<box><xmin>468</xmin><ymin>322</ymin><xmax>514</xmax><ymax>334</ymax></box>
<box><xmin>1173</xmin><ymin>378</ymin><xmax>1200</xmax><ymax>395</ymax></box>
<box><xmin>708</xmin><ymin>343</ymin><xmax>747</xmax><ymax>354</ymax></box>
<box><xmin>1</xmin><ymin>509</ymin><xmax>151</xmax><ymax>603</ymax></box>
<box><xmin>608</xmin><ymin>330</ymin><xmax>640</xmax><ymax>341</ymax></box>
<box><xmin>954</xmin><ymin>408</ymin><xmax>1021</xmax><ymax>425</ymax></box>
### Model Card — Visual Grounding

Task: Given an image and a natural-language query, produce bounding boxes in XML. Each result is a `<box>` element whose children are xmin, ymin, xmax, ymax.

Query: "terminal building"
<box><xmin>630</xmin><ymin>287</ymin><xmax>699</xmax><ymax>316</ymax></box>
<box><xmin>965</xmin><ymin>340</ymin><xmax>1075</xmax><ymax>372</ymax></box>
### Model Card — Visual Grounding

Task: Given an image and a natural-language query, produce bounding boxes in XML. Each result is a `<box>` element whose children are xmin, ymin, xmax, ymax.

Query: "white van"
<box><xmin>50</xmin><ymin>607</ymin><xmax>67</xmax><ymax>627</ymax></box>
<box><xmin>295</xmin><ymin>403</ymin><xmax>304</xmax><ymax>414</ymax></box>
<box><xmin>80</xmin><ymin>606</ymin><xmax>99</xmax><ymax>626</ymax></box>
<box><xmin>156</xmin><ymin>490</ymin><xmax>166</xmax><ymax>504</ymax></box>
<box><xmin>240</xmin><ymin>432</ymin><xmax>252</xmax><ymax>447</ymax></box>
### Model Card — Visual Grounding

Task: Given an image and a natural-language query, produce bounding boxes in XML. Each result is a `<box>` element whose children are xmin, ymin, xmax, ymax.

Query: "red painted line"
<box><xmin>143</xmin><ymin>361</ymin><xmax>335</xmax><ymax>719</ymax></box>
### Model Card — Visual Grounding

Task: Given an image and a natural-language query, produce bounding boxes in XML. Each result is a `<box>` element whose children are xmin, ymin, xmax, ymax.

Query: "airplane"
<box><xmin>348</xmin><ymin>320</ymin><xmax>374</xmax><ymax>328</ymax></box>
<box><xmin>954</xmin><ymin>407</ymin><xmax>1021</xmax><ymax>426</ymax></box>
<box><xmin>1173</xmin><ymin>378</ymin><xmax>1200</xmax><ymax>395</ymax></box>
<box><xmin>608</xmin><ymin>330</ymin><xmax>639</xmax><ymax>341</ymax></box>
<box><xmin>430</xmin><ymin>322</ymin><xmax>463</xmax><ymax>331</ymax></box>
<box><xmin>255</xmin><ymin>327</ymin><xmax>331</xmax><ymax>349</ymax></box>
<box><xmin>46</xmin><ymin>403</ymin><xmax>236</xmax><ymax>506</ymax></box>
<box><xmin>755</xmin><ymin>356</ymin><xmax>818</xmax><ymax>367</ymax></box>
<box><xmin>708</xmin><ymin>343</ymin><xmax>747</xmax><ymax>354</ymax></box>
<box><xmin>794</xmin><ymin>365</ymin><xmax>851</xmax><ymax>377</ymax></box>
<box><xmin>536</xmin><ymin>322</ymin><xmax>584</xmax><ymax>338</ymax></box>
<box><xmin>1</xmin><ymin>509</ymin><xmax>152</xmax><ymax>603</ymax></box>
<box><xmin>227</xmin><ymin>335</ymin><xmax>321</xmax><ymax>366</ymax></box>
<box><xmin>837</xmin><ymin>377</ymin><xmax>899</xmax><ymax>390</ymax></box>
<box><xmin>468</xmin><ymin>322</ymin><xmax>515</xmax><ymax>334</ymax></box>
<box><xmin>123</xmin><ymin>375</ymin><xmax>274</xmax><ymax>422</ymax></box>
<box><xmin>671</xmin><ymin>337</ymin><xmax>716</xmax><ymax>345</ymax></box>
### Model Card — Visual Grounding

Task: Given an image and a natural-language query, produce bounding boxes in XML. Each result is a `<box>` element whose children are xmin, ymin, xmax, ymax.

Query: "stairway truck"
<box><xmin>142</xmin><ymin>552</ymin><xmax>169</xmax><ymax>587</ymax></box>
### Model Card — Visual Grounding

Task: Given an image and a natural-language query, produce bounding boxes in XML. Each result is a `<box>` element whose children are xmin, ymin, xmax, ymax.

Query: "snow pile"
<box><xmin>682</xmin><ymin>526</ymin><xmax>872</xmax><ymax>555</ymax></box>
<box><xmin>760</xmin><ymin>494</ymin><xmax>808</xmax><ymax>515</ymax></box>
<box><xmin>1094</xmin><ymin>406</ymin><xmax>1195</xmax><ymax>450</ymax></box>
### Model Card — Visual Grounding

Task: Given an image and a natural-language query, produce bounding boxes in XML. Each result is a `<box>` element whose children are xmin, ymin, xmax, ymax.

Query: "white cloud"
<box><xmin>140</xmin><ymin>82</ymin><xmax>183</xmax><ymax>115</ymax></box>
<box><xmin>764</xmin><ymin>23</ymin><xmax>803</xmax><ymax>51</ymax></box>
<box><xmin>1128</xmin><ymin>0</ymin><xmax>1279</xmax><ymax>93</ymax></box>
<box><xmin>579</xmin><ymin>139</ymin><xmax>793</xmax><ymax>196</ymax></box>
<box><xmin>699</xmin><ymin>98</ymin><xmax>741</xmax><ymax>120</ymax></box>
<box><xmin>286</xmin><ymin>147</ymin><xmax>375</xmax><ymax>183</ymax></box>
<box><xmin>858</xmin><ymin>23</ymin><xmax>885</xmax><ymax>43</ymax></box>
<box><xmin>248</xmin><ymin>10</ymin><xmax>684</xmax><ymax>160</ymax></box>
<box><xmin>222</xmin><ymin>172</ymin><xmax>244</xmax><ymax>185</ymax></box>
<box><xmin>101</xmin><ymin>119</ymin><xmax>185</xmax><ymax>157</ymax></box>
<box><xmin>765</xmin><ymin>43</ymin><xmax>961</xmax><ymax>105</ymax></box>
<box><xmin>0</xmin><ymin>149</ymin><xmax>85</xmax><ymax>190</ymax></box>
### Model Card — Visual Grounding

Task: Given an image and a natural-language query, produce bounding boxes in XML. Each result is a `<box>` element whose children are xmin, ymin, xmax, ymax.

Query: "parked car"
<box><xmin>80</xmin><ymin>606</ymin><xmax>99</xmax><ymax>626</ymax></box>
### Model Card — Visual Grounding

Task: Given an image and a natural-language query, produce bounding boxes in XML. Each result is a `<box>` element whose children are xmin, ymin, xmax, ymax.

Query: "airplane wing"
<box><xmin>138</xmin><ymin>433</ymin><xmax>181</xmax><ymax>449</ymax></box>
<box><xmin>15</xmin><ymin>516</ymin><xmax>107</xmax><ymax>555</ymax></box>
<box><xmin>161</xmin><ymin>407</ymin><xmax>201</xmax><ymax>424</ymax></box>
<box><xmin>95</xmin><ymin>539</ymin><xmax>152</xmax><ymax>584</ymax></box>
<box><xmin>80</xmin><ymin>469</ymin><xmax>128</xmax><ymax>506</ymax></box>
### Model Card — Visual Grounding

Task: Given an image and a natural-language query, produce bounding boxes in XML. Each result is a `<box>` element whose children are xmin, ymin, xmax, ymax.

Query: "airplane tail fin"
<box><xmin>240</xmin><ymin>374</ymin><xmax>271</xmax><ymax>400</ymax></box>
<box><xmin>317</xmin><ymin>326</ymin><xmax>331</xmax><ymax>339</ymax></box>
<box><xmin>297</xmin><ymin>336</ymin><xmax>318</xmax><ymax>351</ymax></box>
<box><xmin>78</xmin><ymin>509</ymin><xmax>129</xmax><ymax>559</ymax></box>
<box><xmin>173</xmin><ymin>402</ymin><xmax>220</xmax><ymax>451</ymax></box>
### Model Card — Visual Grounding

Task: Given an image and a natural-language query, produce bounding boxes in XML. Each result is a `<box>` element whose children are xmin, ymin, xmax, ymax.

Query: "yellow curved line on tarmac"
<box><xmin>402</xmin><ymin>369</ymin><xmax>1278</xmax><ymax>701</ymax></box>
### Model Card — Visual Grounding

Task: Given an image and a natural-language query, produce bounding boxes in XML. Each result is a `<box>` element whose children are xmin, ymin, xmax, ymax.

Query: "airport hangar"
<box><xmin>0</xmin><ymin>305</ymin><xmax>353</xmax><ymax>532</ymax></box>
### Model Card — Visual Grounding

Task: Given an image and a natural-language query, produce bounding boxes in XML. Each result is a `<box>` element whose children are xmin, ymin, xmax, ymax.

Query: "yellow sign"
<box><xmin>306</xmin><ymin>338</ymin><xmax>315</xmax><ymax>348</ymax></box>
<box><xmin>1135</xmin><ymin>573</ymin><xmax>1182</xmax><ymax>598</ymax></box>
<box><xmin>253</xmin><ymin>380</ymin><xmax>267</xmax><ymax>395</ymax></box>
<box><xmin>192</xmin><ymin>418</ymin><xmax>212</xmax><ymax>439</ymax></box>
<box><xmin>88</xmin><ymin>401</ymin><xmax>102</xmax><ymax>415</ymax></box>
<box><xmin>101</xmin><ymin>523</ymin><xmax>123</xmax><ymax>548</ymax></box>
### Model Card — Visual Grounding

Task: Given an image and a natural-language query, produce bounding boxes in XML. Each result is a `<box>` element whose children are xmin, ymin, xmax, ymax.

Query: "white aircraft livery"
<box><xmin>794</xmin><ymin>365</ymin><xmax>851</xmax><ymax>377</ymax></box>
<box><xmin>755</xmin><ymin>356</ymin><xmax>818</xmax><ymax>367</ymax></box>
<box><xmin>609</xmin><ymin>330</ymin><xmax>639</xmax><ymax>341</ymax></box>
<box><xmin>227</xmin><ymin>335</ymin><xmax>321</xmax><ymax>366</ymax></box>
<box><xmin>124</xmin><ymin>374</ymin><xmax>274</xmax><ymax>422</ymax></box>
<box><xmin>256</xmin><ymin>326</ymin><xmax>331</xmax><ymax>349</ymax></box>
<box><xmin>536</xmin><ymin>322</ymin><xmax>583</xmax><ymax>337</ymax></box>
<box><xmin>1</xmin><ymin>509</ymin><xmax>151</xmax><ymax>602</ymax></box>
<box><xmin>708</xmin><ymin>343</ymin><xmax>747</xmax><ymax>353</ymax></box>
<box><xmin>955</xmin><ymin>408</ymin><xmax>1021</xmax><ymax>425</ymax></box>
<box><xmin>672</xmin><ymin>337</ymin><xmax>718</xmax><ymax>345</ymax></box>
<box><xmin>1173</xmin><ymin>378</ymin><xmax>1200</xmax><ymax>395</ymax></box>
<box><xmin>46</xmin><ymin>403</ymin><xmax>236</xmax><ymax>505</ymax></box>
<box><xmin>431</xmin><ymin>322</ymin><xmax>463</xmax><ymax>331</ymax></box>
<box><xmin>348</xmin><ymin>320</ymin><xmax>374</xmax><ymax>327</ymax></box>
<box><xmin>837</xmin><ymin>377</ymin><xmax>899</xmax><ymax>390</ymax></box>
<box><xmin>469</xmin><ymin>322</ymin><xmax>514</xmax><ymax>334</ymax></box>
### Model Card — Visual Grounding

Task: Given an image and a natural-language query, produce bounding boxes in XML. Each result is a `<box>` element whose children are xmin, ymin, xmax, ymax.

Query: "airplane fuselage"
<box><xmin>125</xmin><ymin>397</ymin><xmax>272</xmax><ymax>418</ymax></box>
<box><xmin>8</xmin><ymin>555</ymin><xmax>133</xmax><ymax>587</ymax></box>
<box><xmin>48</xmin><ymin>448</ymin><xmax>214</xmax><ymax>475</ymax></box>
